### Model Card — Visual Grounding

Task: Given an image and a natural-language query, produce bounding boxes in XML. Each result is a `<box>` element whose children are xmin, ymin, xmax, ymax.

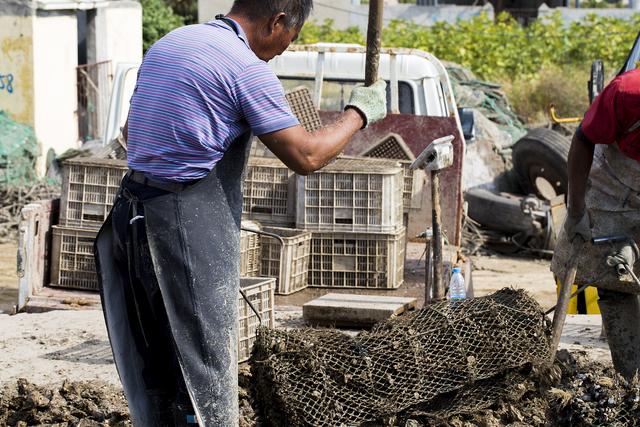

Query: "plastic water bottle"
<box><xmin>448</xmin><ymin>267</ymin><xmax>466</xmax><ymax>300</ymax></box>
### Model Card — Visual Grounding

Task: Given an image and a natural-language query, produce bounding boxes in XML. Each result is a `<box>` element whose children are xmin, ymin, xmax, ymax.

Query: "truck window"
<box><xmin>280</xmin><ymin>78</ymin><xmax>415</xmax><ymax>114</ymax></box>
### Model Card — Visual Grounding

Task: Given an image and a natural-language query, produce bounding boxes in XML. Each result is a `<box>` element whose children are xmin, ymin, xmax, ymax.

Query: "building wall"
<box><xmin>90</xmin><ymin>1</ymin><xmax>142</xmax><ymax>65</ymax></box>
<box><xmin>32</xmin><ymin>10</ymin><xmax>79</xmax><ymax>174</ymax></box>
<box><xmin>0</xmin><ymin>13</ymin><xmax>35</xmax><ymax>126</ymax></box>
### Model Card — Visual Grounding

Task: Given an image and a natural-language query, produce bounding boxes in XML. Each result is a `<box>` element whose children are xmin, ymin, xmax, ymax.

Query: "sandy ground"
<box><xmin>0</xmin><ymin>241</ymin><xmax>610</xmax><ymax>389</ymax></box>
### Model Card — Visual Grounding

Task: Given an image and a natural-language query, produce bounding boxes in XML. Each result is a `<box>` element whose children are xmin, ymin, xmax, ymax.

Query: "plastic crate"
<box><xmin>60</xmin><ymin>157</ymin><xmax>127</xmax><ymax>229</ymax></box>
<box><xmin>238</xmin><ymin>277</ymin><xmax>275</xmax><ymax>362</ymax></box>
<box><xmin>240</xmin><ymin>221</ymin><xmax>261</xmax><ymax>277</ymax></box>
<box><xmin>360</xmin><ymin>133</ymin><xmax>417</xmax><ymax>213</ymax></box>
<box><xmin>260</xmin><ymin>226</ymin><xmax>311</xmax><ymax>295</ymax></box>
<box><xmin>308</xmin><ymin>228</ymin><xmax>406</xmax><ymax>289</ymax></box>
<box><xmin>50</xmin><ymin>225</ymin><xmax>99</xmax><ymax>291</ymax></box>
<box><xmin>295</xmin><ymin>157</ymin><xmax>404</xmax><ymax>233</ymax></box>
<box><xmin>285</xmin><ymin>86</ymin><xmax>322</xmax><ymax>132</ymax></box>
<box><xmin>243</xmin><ymin>157</ymin><xmax>295</xmax><ymax>226</ymax></box>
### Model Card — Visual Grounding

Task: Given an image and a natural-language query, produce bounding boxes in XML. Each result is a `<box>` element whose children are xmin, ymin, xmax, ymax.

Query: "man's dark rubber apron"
<box><xmin>95</xmin><ymin>132</ymin><xmax>251</xmax><ymax>426</ymax></box>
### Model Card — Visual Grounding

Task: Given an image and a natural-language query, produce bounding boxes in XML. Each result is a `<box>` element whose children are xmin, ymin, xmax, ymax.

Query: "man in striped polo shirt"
<box><xmin>95</xmin><ymin>0</ymin><xmax>388</xmax><ymax>425</ymax></box>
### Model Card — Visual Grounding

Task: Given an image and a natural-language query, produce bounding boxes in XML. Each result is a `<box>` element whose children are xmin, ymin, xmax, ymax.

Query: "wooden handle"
<box><xmin>365</xmin><ymin>0</ymin><xmax>383</xmax><ymax>87</ymax></box>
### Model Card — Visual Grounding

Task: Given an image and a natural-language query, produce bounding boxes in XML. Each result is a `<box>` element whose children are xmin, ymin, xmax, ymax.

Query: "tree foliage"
<box><xmin>299</xmin><ymin>13</ymin><xmax>640</xmax><ymax>81</ymax></box>
<box><xmin>141</xmin><ymin>0</ymin><xmax>185</xmax><ymax>51</ymax></box>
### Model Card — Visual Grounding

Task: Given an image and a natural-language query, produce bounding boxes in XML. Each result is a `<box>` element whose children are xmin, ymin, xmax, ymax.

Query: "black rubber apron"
<box><xmin>95</xmin><ymin>132</ymin><xmax>251</xmax><ymax>426</ymax></box>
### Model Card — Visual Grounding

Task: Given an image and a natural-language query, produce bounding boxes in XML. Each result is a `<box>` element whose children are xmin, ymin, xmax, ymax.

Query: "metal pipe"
<box><xmin>365</xmin><ymin>0</ymin><xmax>384</xmax><ymax>87</ymax></box>
<box><xmin>431</xmin><ymin>170</ymin><xmax>445</xmax><ymax>300</ymax></box>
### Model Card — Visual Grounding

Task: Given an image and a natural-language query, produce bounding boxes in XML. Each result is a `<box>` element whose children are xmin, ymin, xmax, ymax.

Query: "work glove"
<box><xmin>345</xmin><ymin>80</ymin><xmax>388</xmax><ymax>129</ymax></box>
<box><xmin>606</xmin><ymin>241</ymin><xmax>640</xmax><ymax>274</ymax></box>
<box><xmin>563</xmin><ymin>210</ymin><xmax>591</xmax><ymax>243</ymax></box>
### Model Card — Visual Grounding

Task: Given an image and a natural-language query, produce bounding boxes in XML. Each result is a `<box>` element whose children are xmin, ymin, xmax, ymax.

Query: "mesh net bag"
<box><xmin>0</xmin><ymin>111</ymin><xmax>39</xmax><ymax>186</ymax></box>
<box><xmin>251</xmin><ymin>288</ymin><xmax>552</xmax><ymax>426</ymax></box>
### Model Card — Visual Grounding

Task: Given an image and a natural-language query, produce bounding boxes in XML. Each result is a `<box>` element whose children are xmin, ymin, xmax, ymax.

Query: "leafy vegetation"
<box><xmin>299</xmin><ymin>12</ymin><xmax>638</xmax><ymax>122</ymax></box>
<box><xmin>141</xmin><ymin>0</ymin><xmax>184</xmax><ymax>51</ymax></box>
<box><xmin>300</xmin><ymin>13</ymin><xmax>638</xmax><ymax>82</ymax></box>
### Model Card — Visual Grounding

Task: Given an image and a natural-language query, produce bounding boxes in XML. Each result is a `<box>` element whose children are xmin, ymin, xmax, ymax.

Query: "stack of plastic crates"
<box><xmin>359</xmin><ymin>133</ymin><xmax>418</xmax><ymax>214</ymax></box>
<box><xmin>51</xmin><ymin>157</ymin><xmax>128</xmax><ymax>290</ymax></box>
<box><xmin>243</xmin><ymin>157</ymin><xmax>295</xmax><ymax>227</ymax></box>
<box><xmin>296</xmin><ymin>157</ymin><xmax>407</xmax><ymax>289</ymax></box>
<box><xmin>260</xmin><ymin>226</ymin><xmax>312</xmax><ymax>295</ymax></box>
<box><xmin>238</xmin><ymin>277</ymin><xmax>275</xmax><ymax>362</ymax></box>
<box><xmin>241</xmin><ymin>221</ymin><xmax>262</xmax><ymax>277</ymax></box>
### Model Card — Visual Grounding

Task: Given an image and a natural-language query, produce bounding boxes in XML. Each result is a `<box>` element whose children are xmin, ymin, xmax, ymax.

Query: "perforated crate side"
<box><xmin>238</xmin><ymin>277</ymin><xmax>275</xmax><ymax>362</ymax></box>
<box><xmin>260</xmin><ymin>227</ymin><xmax>311</xmax><ymax>295</ymax></box>
<box><xmin>50</xmin><ymin>225</ymin><xmax>99</xmax><ymax>291</ymax></box>
<box><xmin>285</xmin><ymin>87</ymin><xmax>322</xmax><ymax>132</ymax></box>
<box><xmin>308</xmin><ymin>228</ymin><xmax>405</xmax><ymax>289</ymax></box>
<box><xmin>295</xmin><ymin>159</ymin><xmax>404</xmax><ymax>233</ymax></box>
<box><xmin>240</xmin><ymin>225</ymin><xmax>261</xmax><ymax>277</ymax></box>
<box><xmin>242</xmin><ymin>157</ymin><xmax>295</xmax><ymax>226</ymax></box>
<box><xmin>60</xmin><ymin>158</ymin><xmax>127</xmax><ymax>229</ymax></box>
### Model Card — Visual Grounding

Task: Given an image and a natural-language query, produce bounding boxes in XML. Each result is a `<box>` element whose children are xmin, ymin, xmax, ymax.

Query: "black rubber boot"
<box><xmin>599</xmin><ymin>289</ymin><xmax>640</xmax><ymax>380</ymax></box>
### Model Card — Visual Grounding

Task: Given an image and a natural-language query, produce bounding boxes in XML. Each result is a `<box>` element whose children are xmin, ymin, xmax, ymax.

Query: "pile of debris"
<box><xmin>0</xmin><ymin>379</ymin><xmax>130</xmax><ymax>426</ymax></box>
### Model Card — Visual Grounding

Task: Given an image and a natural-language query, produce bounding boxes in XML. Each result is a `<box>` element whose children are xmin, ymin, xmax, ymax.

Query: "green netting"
<box><xmin>0</xmin><ymin>110</ymin><xmax>39</xmax><ymax>186</ymax></box>
<box><xmin>446</xmin><ymin>64</ymin><xmax>527</xmax><ymax>145</ymax></box>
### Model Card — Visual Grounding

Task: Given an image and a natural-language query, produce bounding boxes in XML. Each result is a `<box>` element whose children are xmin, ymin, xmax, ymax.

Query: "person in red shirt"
<box><xmin>552</xmin><ymin>68</ymin><xmax>640</xmax><ymax>379</ymax></box>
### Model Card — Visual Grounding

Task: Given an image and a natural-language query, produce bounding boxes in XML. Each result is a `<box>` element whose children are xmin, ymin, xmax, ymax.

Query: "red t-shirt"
<box><xmin>581</xmin><ymin>68</ymin><xmax>640</xmax><ymax>162</ymax></box>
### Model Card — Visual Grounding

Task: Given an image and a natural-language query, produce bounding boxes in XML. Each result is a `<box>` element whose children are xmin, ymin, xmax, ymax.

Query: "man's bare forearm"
<box><xmin>567</xmin><ymin>130</ymin><xmax>595</xmax><ymax>217</ymax></box>
<box><xmin>305</xmin><ymin>109</ymin><xmax>364</xmax><ymax>168</ymax></box>
<box><xmin>259</xmin><ymin>109</ymin><xmax>365</xmax><ymax>175</ymax></box>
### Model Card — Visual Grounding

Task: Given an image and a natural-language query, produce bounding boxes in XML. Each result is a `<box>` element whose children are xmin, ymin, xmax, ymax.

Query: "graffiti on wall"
<box><xmin>0</xmin><ymin>73</ymin><xmax>14</xmax><ymax>94</ymax></box>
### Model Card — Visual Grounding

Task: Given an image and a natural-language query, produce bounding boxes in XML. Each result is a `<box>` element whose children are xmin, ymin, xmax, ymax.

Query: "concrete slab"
<box><xmin>302</xmin><ymin>293</ymin><xmax>417</xmax><ymax>328</ymax></box>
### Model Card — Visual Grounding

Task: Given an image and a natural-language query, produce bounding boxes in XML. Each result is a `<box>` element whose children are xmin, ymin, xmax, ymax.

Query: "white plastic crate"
<box><xmin>50</xmin><ymin>225</ymin><xmax>99</xmax><ymax>290</ymax></box>
<box><xmin>242</xmin><ymin>157</ymin><xmax>295</xmax><ymax>226</ymax></box>
<box><xmin>60</xmin><ymin>157</ymin><xmax>127</xmax><ymax>229</ymax></box>
<box><xmin>360</xmin><ymin>133</ymin><xmax>417</xmax><ymax>213</ymax></box>
<box><xmin>240</xmin><ymin>221</ymin><xmax>261</xmax><ymax>277</ymax></box>
<box><xmin>260</xmin><ymin>226</ymin><xmax>311</xmax><ymax>295</ymax></box>
<box><xmin>308</xmin><ymin>228</ymin><xmax>406</xmax><ymax>289</ymax></box>
<box><xmin>295</xmin><ymin>157</ymin><xmax>404</xmax><ymax>233</ymax></box>
<box><xmin>238</xmin><ymin>277</ymin><xmax>275</xmax><ymax>362</ymax></box>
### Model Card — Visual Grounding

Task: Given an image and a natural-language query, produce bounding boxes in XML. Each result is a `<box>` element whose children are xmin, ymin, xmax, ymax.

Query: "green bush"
<box><xmin>141</xmin><ymin>0</ymin><xmax>184</xmax><ymax>51</ymax></box>
<box><xmin>298</xmin><ymin>13</ymin><xmax>639</xmax><ymax>122</ymax></box>
<box><xmin>301</xmin><ymin>13</ymin><xmax>639</xmax><ymax>82</ymax></box>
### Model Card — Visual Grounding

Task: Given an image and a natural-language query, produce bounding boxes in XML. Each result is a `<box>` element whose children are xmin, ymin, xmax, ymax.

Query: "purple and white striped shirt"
<box><xmin>127</xmin><ymin>19</ymin><xmax>299</xmax><ymax>182</ymax></box>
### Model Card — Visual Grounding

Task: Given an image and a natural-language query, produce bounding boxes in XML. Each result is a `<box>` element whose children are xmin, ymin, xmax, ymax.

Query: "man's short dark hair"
<box><xmin>231</xmin><ymin>0</ymin><xmax>313</xmax><ymax>29</ymax></box>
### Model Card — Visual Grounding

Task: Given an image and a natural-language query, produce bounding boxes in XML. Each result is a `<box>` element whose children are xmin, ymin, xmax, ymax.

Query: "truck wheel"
<box><xmin>465</xmin><ymin>188</ymin><xmax>536</xmax><ymax>234</ymax></box>
<box><xmin>512</xmin><ymin>128</ymin><xmax>570</xmax><ymax>200</ymax></box>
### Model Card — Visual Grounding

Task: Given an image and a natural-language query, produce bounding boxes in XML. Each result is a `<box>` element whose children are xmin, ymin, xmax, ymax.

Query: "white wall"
<box><xmin>0</xmin><ymin>14</ymin><xmax>35</xmax><ymax>126</ymax></box>
<box><xmin>91</xmin><ymin>1</ymin><xmax>142</xmax><ymax>65</ymax></box>
<box><xmin>32</xmin><ymin>10</ymin><xmax>80</xmax><ymax>174</ymax></box>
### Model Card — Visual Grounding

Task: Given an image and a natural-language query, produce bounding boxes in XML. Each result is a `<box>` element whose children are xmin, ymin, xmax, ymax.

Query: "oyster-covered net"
<box><xmin>251</xmin><ymin>288</ymin><xmax>553</xmax><ymax>425</ymax></box>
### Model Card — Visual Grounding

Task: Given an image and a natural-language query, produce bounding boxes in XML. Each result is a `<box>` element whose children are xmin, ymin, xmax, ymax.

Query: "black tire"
<box><xmin>512</xmin><ymin>128</ymin><xmax>570</xmax><ymax>200</ymax></box>
<box><xmin>464</xmin><ymin>188</ymin><xmax>535</xmax><ymax>234</ymax></box>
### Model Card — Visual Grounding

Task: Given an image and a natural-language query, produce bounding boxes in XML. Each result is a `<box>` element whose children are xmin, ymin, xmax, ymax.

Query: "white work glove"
<box><xmin>606</xmin><ymin>242</ymin><xmax>640</xmax><ymax>272</ymax></box>
<box><xmin>563</xmin><ymin>210</ymin><xmax>591</xmax><ymax>243</ymax></box>
<box><xmin>345</xmin><ymin>80</ymin><xmax>388</xmax><ymax>129</ymax></box>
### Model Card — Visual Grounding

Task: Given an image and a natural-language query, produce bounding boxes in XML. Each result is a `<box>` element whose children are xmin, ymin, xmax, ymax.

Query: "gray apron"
<box><xmin>551</xmin><ymin>142</ymin><xmax>640</xmax><ymax>379</ymax></box>
<box><xmin>95</xmin><ymin>132</ymin><xmax>251</xmax><ymax>426</ymax></box>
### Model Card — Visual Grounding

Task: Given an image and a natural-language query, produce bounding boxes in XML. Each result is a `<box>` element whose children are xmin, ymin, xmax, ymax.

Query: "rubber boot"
<box><xmin>598</xmin><ymin>289</ymin><xmax>640</xmax><ymax>380</ymax></box>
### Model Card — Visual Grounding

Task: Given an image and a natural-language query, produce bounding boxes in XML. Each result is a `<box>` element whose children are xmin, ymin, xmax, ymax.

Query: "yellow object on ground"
<box><xmin>555</xmin><ymin>279</ymin><xmax>601</xmax><ymax>314</ymax></box>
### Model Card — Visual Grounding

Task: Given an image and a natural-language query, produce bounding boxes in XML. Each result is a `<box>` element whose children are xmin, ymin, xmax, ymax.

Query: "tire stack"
<box><xmin>464</xmin><ymin>127</ymin><xmax>571</xmax><ymax>254</ymax></box>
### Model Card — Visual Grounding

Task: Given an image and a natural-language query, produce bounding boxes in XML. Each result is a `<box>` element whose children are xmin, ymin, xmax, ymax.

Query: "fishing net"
<box><xmin>251</xmin><ymin>288</ymin><xmax>552</xmax><ymax>426</ymax></box>
<box><xmin>0</xmin><ymin>111</ymin><xmax>39</xmax><ymax>186</ymax></box>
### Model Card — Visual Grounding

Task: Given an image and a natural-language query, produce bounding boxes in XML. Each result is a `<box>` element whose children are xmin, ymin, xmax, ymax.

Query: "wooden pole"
<box><xmin>431</xmin><ymin>170</ymin><xmax>445</xmax><ymax>301</ymax></box>
<box><xmin>365</xmin><ymin>0</ymin><xmax>384</xmax><ymax>86</ymax></box>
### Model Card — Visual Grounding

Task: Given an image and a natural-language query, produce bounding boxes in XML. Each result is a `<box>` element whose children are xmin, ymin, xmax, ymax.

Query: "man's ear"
<box><xmin>268</xmin><ymin>12</ymin><xmax>287</xmax><ymax>34</ymax></box>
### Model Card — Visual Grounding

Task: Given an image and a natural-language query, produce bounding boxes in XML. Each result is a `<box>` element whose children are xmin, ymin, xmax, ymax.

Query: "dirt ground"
<box><xmin>0</xmin><ymin>240</ymin><xmax>615</xmax><ymax>425</ymax></box>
